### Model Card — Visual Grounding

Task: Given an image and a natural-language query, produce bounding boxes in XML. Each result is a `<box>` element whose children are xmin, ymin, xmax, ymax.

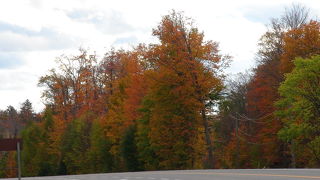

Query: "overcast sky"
<box><xmin>0</xmin><ymin>0</ymin><xmax>319</xmax><ymax>112</ymax></box>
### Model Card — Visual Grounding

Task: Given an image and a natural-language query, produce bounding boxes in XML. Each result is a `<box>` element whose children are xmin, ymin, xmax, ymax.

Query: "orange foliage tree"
<box><xmin>136</xmin><ymin>11</ymin><xmax>229</xmax><ymax>169</ymax></box>
<box><xmin>281</xmin><ymin>20</ymin><xmax>320</xmax><ymax>74</ymax></box>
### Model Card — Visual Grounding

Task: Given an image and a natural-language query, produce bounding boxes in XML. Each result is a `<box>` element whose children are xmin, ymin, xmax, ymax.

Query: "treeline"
<box><xmin>1</xmin><ymin>11</ymin><xmax>229</xmax><ymax>176</ymax></box>
<box><xmin>215</xmin><ymin>5</ymin><xmax>320</xmax><ymax>168</ymax></box>
<box><xmin>0</xmin><ymin>6</ymin><xmax>320</xmax><ymax>177</ymax></box>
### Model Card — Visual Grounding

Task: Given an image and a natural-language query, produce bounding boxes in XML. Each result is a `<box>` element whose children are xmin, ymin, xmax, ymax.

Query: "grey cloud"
<box><xmin>0</xmin><ymin>52</ymin><xmax>24</xmax><ymax>69</ymax></box>
<box><xmin>0</xmin><ymin>22</ymin><xmax>77</xmax><ymax>52</ymax></box>
<box><xmin>113</xmin><ymin>35</ymin><xmax>138</xmax><ymax>45</ymax></box>
<box><xmin>0</xmin><ymin>22</ymin><xmax>38</xmax><ymax>36</ymax></box>
<box><xmin>67</xmin><ymin>9</ymin><xmax>135</xmax><ymax>35</ymax></box>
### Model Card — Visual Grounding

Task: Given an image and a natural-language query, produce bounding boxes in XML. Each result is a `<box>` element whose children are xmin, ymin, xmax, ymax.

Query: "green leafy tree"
<box><xmin>61</xmin><ymin>114</ymin><xmax>92</xmax><ymax>174</ymax></box>
<box><xmin>136</xmin><ymin>97</ymin><xmax>159</xmax><ymax>170</ymax></box>
<box><xmin>87</xmin><ymin>119</ymin><xmax>113</xmax><ymax>173</ymax></box>
<box><xmin>21</xmin><ymin>122</ymin><xmax>44</xmax><ymax>176</ymax></box>
<box><xmin>0</xmin><ymin>152</ymin><xmax>8</xmax><ymax>178</ymax></box>
<box><xmin>21</xmin><ymin>107</ymin><xmax>57</xmax><ymax>176</ymax></box>
<box><xmin>120</xmin><ymin>125</ymin><xmax>141</xmax><ymax>171</ymax></box>
<box><xmin>20</xmin><ymin>99</ymin><xmax>35</xmax><ymax>125</ymax></box>
<box><xmin>276</xmin><ymin>56</ymin><xmax>320</xmax><ymax>167</ymax></box>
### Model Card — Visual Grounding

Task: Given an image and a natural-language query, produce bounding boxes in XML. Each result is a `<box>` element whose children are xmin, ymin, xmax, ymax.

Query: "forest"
<box><xmin>0</xmin><ymin>5</ymin><xmax>320</xmax><ymax>178</ymax></box>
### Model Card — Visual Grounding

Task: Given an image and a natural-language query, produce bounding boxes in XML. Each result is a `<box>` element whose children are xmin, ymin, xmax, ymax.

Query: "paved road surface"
<box><xmin>2</xmin><ymin>169</ymin><xmax>320</xmax><ymax>180</ymax></box>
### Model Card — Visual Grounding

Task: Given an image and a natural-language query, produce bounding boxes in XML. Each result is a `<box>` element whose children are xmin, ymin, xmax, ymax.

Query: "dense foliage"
<box><xmin>1</xmin><ymin>6</ymin><xmax>320</xmax><ymax>177</ymax></box>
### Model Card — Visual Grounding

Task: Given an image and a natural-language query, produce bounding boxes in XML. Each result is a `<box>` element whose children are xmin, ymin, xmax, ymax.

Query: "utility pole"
<box><xmin>17</xmin><ymin>141</ymin><xmax>21</xmax><ymax>180</ymax></box>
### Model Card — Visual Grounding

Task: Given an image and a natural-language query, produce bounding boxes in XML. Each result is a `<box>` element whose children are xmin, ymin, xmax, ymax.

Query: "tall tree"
<box><xmin>39</xmin><ymin>49</ymin><xmax>101</xmax><ymax>122</ymax></box>
<box><xmin>87</xmin><ymin>119</ymin><xmax>113</xmax><ymax>173</ymax></box>
<box><xmin>20</xmin><ymin>99</ymin><xmax>35</xmax><ymax>125</ymax></box>
<box><xmin>276</xmin><ymin>56</ymin><xmax>320</xmax><ymax>167</ymax></box>
<box><xmin>21</xmin><ymin>107</ymin><xmax>57</xmax><ymax>176</ymax></box>
<box><xmin>281</xmin><ymin>3</ymin><xmax>310</xmax><ymax>29</ymax></box>
<box><xmin>138</xmin><ymin>11</ymin><xmax>229</xmax><ymax>169</ymax></box>
<box><xmin>281</xmin><ymin>21</ymin><xmax>320</xmax><ymax>74</ymax></box>
<box><xmin>120</xmin><ymin>125</ymin><xmax>140</xmax><ymax>171</ymax></box>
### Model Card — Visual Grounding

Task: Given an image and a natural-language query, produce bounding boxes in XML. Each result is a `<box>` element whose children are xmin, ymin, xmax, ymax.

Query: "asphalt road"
<box><xmin>2</xmin><ymin>169</ymin><xmax>320</xmax><ymax>180</ymax></box>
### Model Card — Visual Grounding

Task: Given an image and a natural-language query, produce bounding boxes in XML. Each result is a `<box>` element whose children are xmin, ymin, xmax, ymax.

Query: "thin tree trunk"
<box><xmin>290</xmin><ymin>140</ymin><xmax>296</xmax><ymax>168</ymax></box>
<box><xmin>202</xmin><ymin>109</ymin><xmax>214</xmax><ymax>168</ymax></box>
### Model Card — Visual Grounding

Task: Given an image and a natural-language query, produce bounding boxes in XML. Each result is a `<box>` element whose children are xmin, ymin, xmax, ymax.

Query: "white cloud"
<box><xmin>0</xmin><ymin>69</ymin><xmax>40</xmax><ymax>110</ymax></box>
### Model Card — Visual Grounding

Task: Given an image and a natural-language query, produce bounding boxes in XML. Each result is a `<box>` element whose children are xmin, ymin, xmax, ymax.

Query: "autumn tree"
<box><xmin>38</xmin><ymin>49</ymin><xmax>107</xmax><ymax>174</ymax></box>
<box><xmin>102</xmin><ymin>48</ymin><xmax>149</xmax><ymax>170</ymax></box>
<box><xmin>136</xmin><ymin>11</ymin><xmax>229</xmax><ymax>169</ymax></box>
<box><xmin>4</xmin><ymin>152</ymin><xmax>16</xmax><ymax>178</ymax></box>
<box><xmin>281</xmin><ymin>20</ymin><xmax>320</xmax><ymax>74</ymax></box>
<box><xmin>8</xmin><ymin>7</ymin><xmax>320</xmax><ymax>175</ymax></box>
<box><xmin>39</xmin><ymin>49</ymin><xmax>101</xmax><ymax>122</ymax></box>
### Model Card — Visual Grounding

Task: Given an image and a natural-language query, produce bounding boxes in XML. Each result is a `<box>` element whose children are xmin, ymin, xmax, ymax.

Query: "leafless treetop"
<box><xmin>281</xmin><ymin>3</ymin><xmax>310</xmax><ymax>29</ymax></box>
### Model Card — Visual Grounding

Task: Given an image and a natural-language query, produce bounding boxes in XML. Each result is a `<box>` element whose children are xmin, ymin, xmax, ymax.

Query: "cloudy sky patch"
<box><xmin>0</xmin><ymin>0</ymin><xmax>319</xmax><ymax>111</ymax></box>
<box><xmin>68</xmin><ymin>9</ymin><xmax>137</xmax><ymax>35</ymax></box>
<box><xmin>0</xmin><ymin>52</ymin><xmax>24</xmax><ymax>69</ymax></box>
